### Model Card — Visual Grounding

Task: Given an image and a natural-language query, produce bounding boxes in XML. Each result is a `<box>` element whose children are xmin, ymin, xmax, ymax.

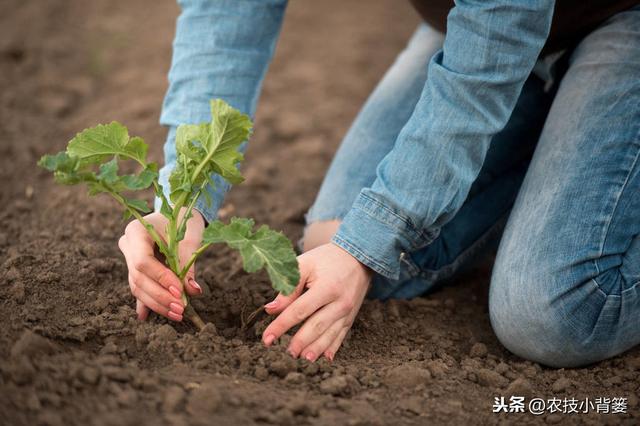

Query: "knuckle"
<box><xmin>328</xmin><ymin>324</ymin><xmax>342</xmax><ymax>339</ymax></box>
<box><xmin>129</xmin><ymin>269</ymin><xmax>142</xmax><ymax>282</ymax></box>
<box><xmin>292</xmin><ymin>306</ymin><xmax>308</xmax><ymax>322</ymax></box>
<box><xmin>339</xmin><ymin>299</ymin><xmax>355</xmax><ymax>315</ymax></box>
<box><xmin>158</xmin><ymin>292</ymin><xmax>174</xmax><ymax>307</ymax></box>
<box><xmin>156</xmin><ymin>268</ymin><xmax>176</xmax><ymax>288</ymax></box>
<box><xmin>124</xmin><ymin>220</ymin><xmax>139</xmax><ymax>235</ymax></box>
<box><xmin>312</xmin><ymin>319</ymin><xmax>325</xmax><ymax>334</ymax></box>
<box><xmin>132</xmin><ymin>257</ymin><xmax>146</xmax><ymax>272</ymax></box>
<box><xmin>325</xmin><ymin>283</ymin><xmax>340</xmax><ymax>299</ymax></box>
<box><xmin>130</xmin><ymin>285</ymin><xmax>140</xmax><ymax>298</ymax></box>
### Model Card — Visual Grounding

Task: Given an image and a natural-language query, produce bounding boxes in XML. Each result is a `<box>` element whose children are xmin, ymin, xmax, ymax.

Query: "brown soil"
<box><xmin>1</xmin><ymin>1</ymin><xmax>638</xmax><ymax>425</ymax></box>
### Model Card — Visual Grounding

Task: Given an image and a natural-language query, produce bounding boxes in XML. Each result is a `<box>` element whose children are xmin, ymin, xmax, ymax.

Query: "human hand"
<box><xmin>261</xmin><ymin>243</ymin><xmax>371</xmax><ymax>361</ymax></box>
<box><xmin>118</xmin><ymin>209</ymin><xmax>205</xmax><ymax>322</ymax></box>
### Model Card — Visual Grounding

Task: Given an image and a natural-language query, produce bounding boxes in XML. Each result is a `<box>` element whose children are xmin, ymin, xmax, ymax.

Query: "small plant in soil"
<box><xmin>38</xmin><ymin>99</ymin><xmax>299</xmax><ymax>330</ymax></box>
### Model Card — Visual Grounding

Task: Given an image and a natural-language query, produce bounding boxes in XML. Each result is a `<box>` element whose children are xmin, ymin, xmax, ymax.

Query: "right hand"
<box><xmin>118</xmin><ymin>209</ymin><xmax>205</xmax><ymax>322</ymax></box>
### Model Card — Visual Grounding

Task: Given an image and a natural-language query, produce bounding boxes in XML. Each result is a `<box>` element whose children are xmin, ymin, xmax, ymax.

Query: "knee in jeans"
<box><xmin>489</xmin><ymin>259</ymin><xmax>611</xmax><ymax>368</ymax></box>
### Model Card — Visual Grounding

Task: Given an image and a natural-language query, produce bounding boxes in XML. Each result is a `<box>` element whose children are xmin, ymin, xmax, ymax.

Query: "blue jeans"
<box><xmin>307</xmin><ymin>10</ymin><xmax>640</xmax><ymax>368</ymax></box>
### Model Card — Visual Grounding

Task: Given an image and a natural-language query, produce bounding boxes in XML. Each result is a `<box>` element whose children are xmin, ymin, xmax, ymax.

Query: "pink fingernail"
<box><xmin>265</xmin><ymin>300</ymin><xmax>278</xmax><ymax>309</ymax></box>
<box><xmin>288</xmin><ymin>349</ymin><xmax>298</xmax><ymax>359</ymax></box>
<box><xmin>188</xmin><ymin>278</ymin><xmax>202</xmax><ymax>294</ymax></box>
<box><xmin>168</xmin><ymin>286</ymin><xmax>181</xmax><ymax>299</ymax></box>
<box><xmin>169</xmin><ymin>302</ymin><xmax>184</xmax><ymax>315</ymax></box>
<box><xmin>168</xmin><ymin>311</ymin><xmax>183</xmax><ymax>321</ymax></box>
<box><xmin>305</xmin><ymin>352</ymin><xmax>316</xmax><ymax>362</ymax></box>
<box><xmin>325</xmin><ymin>352</ymin><xmax>334</xmax><ymax>362</ymax></box>
<box><xmin>264</xmin><ymin>334</ymin><xmax>276</xmax><ymax>346</ymax></box>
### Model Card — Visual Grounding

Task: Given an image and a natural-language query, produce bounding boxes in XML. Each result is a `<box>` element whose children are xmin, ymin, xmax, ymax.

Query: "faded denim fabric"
<box><xmin>311</xmin><ymin>8</ymin><xmax>640</xmax><ymax>367</ymax></box>
<box><xmin>309</xmin><ymin>24</ymin><xmax>554</xmax><ymax>300</ymax></box>
<box><xmin>331</xmin><ymin>1</ymin><xmax>556</xmax><ymax>279</ymax></box>
<box><xmin>155</xmin><ymin>0</ymin><xmax>288</xmax><ymax>222</ymax></box>
<box><xmin>157</xmin><ymin>0</ymin><xmax>640</xmax><ymax>366</ymax></box>
<box><xmin>489</xmin><ymin>8</ymin><xmax>640</xmax><ymax>367</ymax></box>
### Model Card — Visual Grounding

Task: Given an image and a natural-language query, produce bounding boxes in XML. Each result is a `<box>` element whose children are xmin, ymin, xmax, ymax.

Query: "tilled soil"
<box><xmin>1</xmin><ymin>1</ymin><xmax>639</xmax><ymax>425</ymax></box>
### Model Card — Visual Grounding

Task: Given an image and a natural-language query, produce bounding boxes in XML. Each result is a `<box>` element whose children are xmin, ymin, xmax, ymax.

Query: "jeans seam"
<box><xmin>357</xmin><ymin>193</ymin><xmax>435</xmax><ymax>247</ymax></box>
<box><xmin>599</xmin><ymin>141</ymin><xmax>640</xmax><ymax>256</ymax></box>
<box><xmin>590</xmin><ymin>278</ymin><xmax>619</xmax><ymax>299</ymax></box>
<box><xmin>332</xmin><ymin>234</ymin><xmax>394</xmax><ymax>278</ymax></box>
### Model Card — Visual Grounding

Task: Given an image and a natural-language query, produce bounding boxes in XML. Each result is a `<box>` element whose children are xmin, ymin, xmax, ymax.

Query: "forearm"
<box><xmin>156</xmin><ymin>0</ymin><xmax>288</xmax><ymax>223</ymax></box>
<box><xmin>334</xmin><ymin>0</ymin><xmax>555</xmax><ymax>279</ymax></box>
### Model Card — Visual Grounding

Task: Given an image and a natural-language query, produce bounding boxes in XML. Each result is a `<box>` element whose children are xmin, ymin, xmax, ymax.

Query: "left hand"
<box><xmin>261</xmin><ymin>243</ymin><xmax>372</xmax><ymax>362</ymax></box>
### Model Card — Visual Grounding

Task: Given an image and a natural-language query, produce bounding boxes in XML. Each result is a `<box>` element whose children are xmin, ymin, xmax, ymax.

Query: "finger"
<box><xmin>129</xmin><ymin>273</ymin><xmax>150</xmax><ymax>321</ymax></box>
<box><xmin>264</xmin><ymin>254</ymin><xmax>311</xmax><ymax>315</ymax></box>
<box><xmin>130</xmin><ymin>250</ymin><xmax>183</xmax><ymax>295</ymax></box>
<box><xmin>287</xmin><ymin>302</ymin><xmax>348</xmax><ymax>358</ymax></box>
<box><xmin>324</xmin><ymin>326</ymin><xmax>350</xmax><ymax>362</ymax></box>
<box><xmin>136</xmin><ymin>299</ymin><xmax>149</xmax><ymax>321</ymax></box>
<box><xmin>131</xmin><ymin>271</ymin><xmax>184</xmax><ymax>312</ymax></box>
<box><xmin>134</xmin><ymin>284</ymin><xmax>183</xmax><ymax>322</ymax></box>
<box><xmin>300</xmin><ymin>320</ymin><xmax>345</xmax><ymax>362</ymax></box>
<box><xmin>122</xmin><ymin>219</ymin><xmax>155</xmax><ymax>250</ymax></box>
<box><xmin>121</xmin><ymin>221</ymin><xmax>183</xmax><ymax>294</ymax></box>
<box><xmin>262</xmin><ymin>286</ymin><xmax>335</xmax><ymax>349</ymax></box>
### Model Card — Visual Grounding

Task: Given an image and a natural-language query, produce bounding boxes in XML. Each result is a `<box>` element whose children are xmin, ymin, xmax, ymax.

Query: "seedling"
<box><xmin>38</xmin><ymin>99</ymin><xmax>299</xmax><ymax>330</ymax></box>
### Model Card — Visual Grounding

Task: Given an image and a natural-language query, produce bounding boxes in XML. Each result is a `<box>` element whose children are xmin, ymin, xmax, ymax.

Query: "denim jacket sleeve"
<box><xmin>333</xmin><ymin>0</ymin><xmax>555</xmax><ymax>279</ymax></box>
<box><xmin>154</xmin><ymin>0</ymin><xmax>287</xmax><ymax>223</ymax></box>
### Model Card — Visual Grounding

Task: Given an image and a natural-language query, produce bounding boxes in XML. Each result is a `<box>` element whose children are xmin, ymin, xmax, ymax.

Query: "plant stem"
<box><xmin>175</xmin><ymin>182</ymin><xmax>207</xmax><ymax>243</ymax></box>
<box><xmin>110</xmin><ymin>191</ymin><xmax>207</xmax><ymax>331</ymax></box>
<box><xmin>153</xmin><ymin>181</ymin><xmax>171</xmax><ymax>213</ymax></box>
<box><xmin>178</xmin><ymin>243</ymin><xmax>210</xmax><ymax>280</ymax></box>
<box><xmin>158</xmin><ymin>187</ymin><xmax>211</xmax><ymax>331</ymax></box>
<box><xmin>184</xmin><ymin>304</ymin><xmax>206</xmax><ymax>331</ymax></box>
<box><xmin>109</xmin><ymin>193</ymin><xmax>167</xmax><ymax>252</ymax></box>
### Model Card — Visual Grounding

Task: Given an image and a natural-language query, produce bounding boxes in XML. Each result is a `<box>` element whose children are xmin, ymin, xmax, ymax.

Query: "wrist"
<box><xmin>331</xmin><ymin>241</ymin><xmax>373</xmax><ymax>279</ymax></box>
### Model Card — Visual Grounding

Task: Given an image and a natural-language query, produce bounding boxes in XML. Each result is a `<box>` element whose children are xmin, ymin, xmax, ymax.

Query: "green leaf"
<box><xmin>38</xmin><ymin>152</ymin><xmax>77</xmax><ymax>173</ymax></box>
<box><xmin>155</xmin><ymin>183</ymin><xmax>174</xmax><ymax>219</ymax></box>
<box><xmin>97</xmin><ymin>158</ymin><xmax>120</xmax><ymax>184</ymax></box>
<box><xmin>38</xmin><ymin>152</ymin><xmax>94</xmax><ymax>186</ymax></box>
<box><xmin>202</xmin><ymin>217</ymin><xmax>299</xmax><ymax>295</ymax></box>
<box><xmin>67</xmin><ymin>122</ymin><xmax>148</xmax><ymax>164</ymax></box>
<box><xmin>206</xmin><ymin>99</ymin><xmax>251</xmax><ymax>182</ymax></box>
<box><xmin>120</xmin><ymin>165</ymin><xmax>158</xmax><ymax>190</ymax></box>
<box><xmin>92</xmin><ymin>158</ymin><xmax>157</xmax><ymax>193</ymax></box>
<box><xmin>125</xmin><ymin>198</ymin><xmax>151</xmax><ymax>213</ymax></box>
<box><xmin>169</xmin><ymin>99</ymin><xmax>252</xmax><ymax>204</ymax></box>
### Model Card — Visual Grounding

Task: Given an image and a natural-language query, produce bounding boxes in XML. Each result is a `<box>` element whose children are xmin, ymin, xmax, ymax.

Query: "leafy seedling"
<box><xmin>39</xmin><ymin>99</ymin><xmax>300</xmax><ymax>330</ymax></box>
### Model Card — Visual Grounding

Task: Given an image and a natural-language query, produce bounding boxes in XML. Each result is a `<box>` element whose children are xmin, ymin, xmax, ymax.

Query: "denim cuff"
<box><xmin>332</xmin><ymin>193</ymin><xmax>435</xmax><ymax>280</ymax></box>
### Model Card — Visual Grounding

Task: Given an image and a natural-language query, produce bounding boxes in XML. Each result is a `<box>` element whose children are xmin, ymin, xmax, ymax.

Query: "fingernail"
<box><xmin>168</xmin><ymin>311</ymin><xmax>183</xmax><ymax>321</ymax></box>
<box><xmin>264</xmin><ymin>300</ymin><xmax>278</xmax><ymax>309</ymax></box>
<box><xmin>264</xmin><ymin>334</ymin><xmax>276</xmax><ymax>346</ymax></box>
<box><xmin>188</xmin><ymin>278</ymin><xmax>202</xmax><ymax>294</ymax></box>
<box><xmin>168</xmin><ymin>286</ymin><xmax>181</xmax><ymax>299</ymax></box>
<box><xmin>325</xmin><ymin>352</ymin><xmax>334</xmax><ymax>362</ymax></box>
<box><xmin>305</xmin><ymin>352</ymin><xmax>316</xmax><ymax>362</ymax></box>
<box><xmin>288</xmin><ymin>349</ymin><xmax>298</xmax><ymax>359</ymax></box>
<box><xmin>169</xmin><ymin>302</ymin><xmax>184</xmax><ymax>315</ymax></box>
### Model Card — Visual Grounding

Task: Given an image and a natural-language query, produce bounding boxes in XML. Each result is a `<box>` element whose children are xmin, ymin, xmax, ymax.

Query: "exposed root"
<box><xmin>241</xmin><ymin>305</ymin><xmax>265</xmax><ymax>331</ymax></box>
